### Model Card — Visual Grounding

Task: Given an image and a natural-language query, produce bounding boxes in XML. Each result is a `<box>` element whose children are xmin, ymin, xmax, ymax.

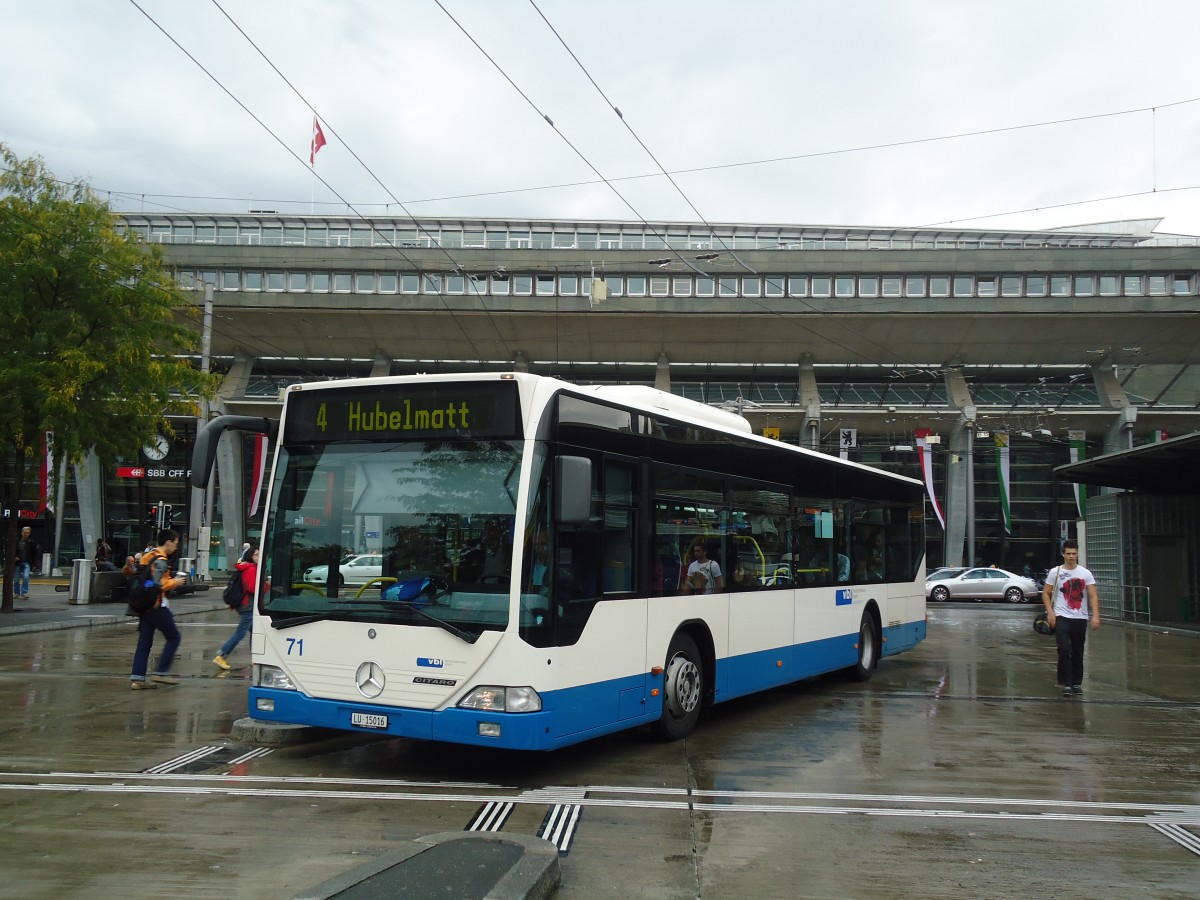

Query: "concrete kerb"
<box><xmin>0</xmin><ymin>578</ymin><xmax>229</xmax><ymax>638</ymax></box>
<box><xmin>229</xmin><ymin>716</ymin><xmax>327</xmax><ymax>746</ymax></box>
<box><xmin>291</xmin><ymin>831</ymin><xmax>561</xmax><ymax>900</ymax></box>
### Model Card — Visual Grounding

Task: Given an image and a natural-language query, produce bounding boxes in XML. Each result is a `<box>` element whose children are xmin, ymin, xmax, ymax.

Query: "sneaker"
<box><xmin>150</xmin><ymin>674</ymin><xmax>180</xmax><ymax>685</ymax></box>
<box><xmin>131</xmin><ymin>680</ymin><xmax>157</xmax><ymax>690</ymax></box>
<box><xmin>1070</xmin><ymin>685</ymin><xmax>1083</xmax><ymax>695</ymax></box>
<box><xmin>1062</xmin><ymin>685</ymin><xmax>1073</xmax><ymax>696</ymax></box>
<box><xmin>213</xmin><ymin>655</ymin><xmax>231</xmax><ymax>671</ymax></box>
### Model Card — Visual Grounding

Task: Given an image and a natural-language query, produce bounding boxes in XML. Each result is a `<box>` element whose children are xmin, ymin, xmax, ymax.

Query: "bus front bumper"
<box><xmin>248</xmin><ymin>687</ymin><xmax>554</xmax><ymax>750</ymax></box>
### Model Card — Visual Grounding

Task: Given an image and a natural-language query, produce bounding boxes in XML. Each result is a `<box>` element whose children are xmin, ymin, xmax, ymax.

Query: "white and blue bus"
<box><xmin>192</xmin><ymin>372</ymin><xmax>927</xmax><ymax>750</ymax></box>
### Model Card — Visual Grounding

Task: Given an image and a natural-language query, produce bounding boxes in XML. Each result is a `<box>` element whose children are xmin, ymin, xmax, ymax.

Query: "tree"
<box><xmin>0</xmin><ymin>144</ymin><xmax>219</xmax><ymax>613</ymax></box>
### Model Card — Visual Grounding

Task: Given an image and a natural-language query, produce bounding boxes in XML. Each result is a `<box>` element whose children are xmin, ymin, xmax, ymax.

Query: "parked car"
<box><xmin>926</xmin><ymin>566</ymin><xmax>967</xmax><ymax>582</ymax></box>
<box><xmin>925</xmin><ymin>566</ymin><xmax>1040</xmax><ymax>603</ymax></box>
<box><xmin>302</xmin><ymin>553</ymin><xmax>383</xmax><ymax>587</ymax></box>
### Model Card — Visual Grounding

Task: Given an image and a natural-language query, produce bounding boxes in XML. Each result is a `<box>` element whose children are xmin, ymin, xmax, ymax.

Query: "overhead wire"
<box><xmin>0</xmin><ymin>197</ymin><xmax>331</xmax><ymax>384</ymax></box>
<box><xmin>436</xmin><ymin>0</ymin><xmax>897</xmax><ymax>368</ymax></box>
<box><xmin>127</xmin><ymin>0</ymin><xmax>505</xmax><ymax>363</ymax></box>
<box><xmin>113</xmin><ymin>0</ymin><xmax>1200</xmax><ymax>372</ymax></box>
<box><xmin>520</xmin><ymin>0</ymin><xmax>899</xmax><ymax>365</ymax></box>
<box><xmin>56</xmin><ymin>90</ymin><xmax>1200</xmax><ymax>229</ymax></box>
<box><xmin>206</xmin><ymin>0</ymin><xmax>520</xmax><ymax>362</ymax></box>
<box><xmin>431</xmin><ymin>0</ymin><xmax>712</xmax><ymax>281</ymax></box>
<box><xmin>35</xmin><ymin>3</ymin><xmax>1198</xmax><ymax>374</ymax></box>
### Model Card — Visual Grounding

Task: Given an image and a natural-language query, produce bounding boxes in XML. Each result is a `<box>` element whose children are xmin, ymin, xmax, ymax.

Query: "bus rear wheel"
<box><xmin>652</xmin><ymin>632</ymin><xmax>703</xmax><ymax>741</ymax></box>
<box><xmin>846</xmin><ymin>613</ymin><xmax>879</xmax><ymax>682</ymax></box>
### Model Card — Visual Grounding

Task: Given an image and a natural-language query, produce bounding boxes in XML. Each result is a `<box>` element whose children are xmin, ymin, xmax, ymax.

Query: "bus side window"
<box><xmin>653</xmin><ymin>543</ymin><xmax>681</xmax><ymax>596</ymax></box>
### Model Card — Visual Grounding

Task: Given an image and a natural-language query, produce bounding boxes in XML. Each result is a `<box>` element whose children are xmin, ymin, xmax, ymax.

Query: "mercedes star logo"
<box><xmin>355</xmin><ymin>661</ymin><xmax>386</xmax><ymax>699</ymax></box>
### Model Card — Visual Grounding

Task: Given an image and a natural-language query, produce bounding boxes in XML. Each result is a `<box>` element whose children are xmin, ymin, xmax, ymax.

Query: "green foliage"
<box><xmin>0</xmin><ymin>142</ymin><xmax>219</xmax><ymax>468</ymax></box>
<box><xmin>0</xmin><ymin>143</ymin><xmax>220</xmax><ymax>608</ymax></box>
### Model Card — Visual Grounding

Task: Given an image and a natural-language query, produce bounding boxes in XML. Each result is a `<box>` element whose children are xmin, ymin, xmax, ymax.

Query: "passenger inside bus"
<box><xmin>652</xmin><ymin>543</ymin><xmax>681</xmax><ymax>596</ymax></box>
<box><xmin>729</xmin><ymin>557</ymin><xmax>759</xmax><ymax>591</ymax></box>
<box><xmin>682</xmin><ymin>539</ymin><xmax>724</xmax><ymax>595</ymax></box>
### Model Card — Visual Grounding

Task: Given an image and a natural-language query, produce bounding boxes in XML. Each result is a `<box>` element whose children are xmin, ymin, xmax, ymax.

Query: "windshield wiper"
<box><xmin>271</xmin><ymin>599</ymin><xmax>479</xmax><ymax>644</ymax></box>
<box><xmin>389</xmin><ymin>601</ymin><xmax>479</xmax><ymax>644</ymax></box>
<box><xmin>271</xmin><ymin>610</ymin><xmax>354</xmax><ymax>630</ymax></box>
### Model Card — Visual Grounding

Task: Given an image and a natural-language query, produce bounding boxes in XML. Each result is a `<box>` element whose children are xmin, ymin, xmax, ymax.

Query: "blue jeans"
<box><xmin>17</xmin><ymin>562</ymin><xmax>30</xmax><ymax>596</ymax></box>
<box><xmin>131</xmin><ymin>605</ymin><xmax>181</xmax><ymax>680</ymax></box>
<box><xmin>219</xmin><ymin>609</ymin><xmax>253</xmax><ymax>657</ymax></box>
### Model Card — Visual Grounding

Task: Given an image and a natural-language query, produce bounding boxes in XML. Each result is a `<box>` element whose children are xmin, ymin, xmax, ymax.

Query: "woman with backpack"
<box><xmin>213</xmin><ymin>546</ymin><xmax>258</xmax><ymax>670</ymax></box>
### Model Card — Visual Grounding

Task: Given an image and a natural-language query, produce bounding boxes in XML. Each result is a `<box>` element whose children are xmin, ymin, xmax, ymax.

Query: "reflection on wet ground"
<box><xmin>0</xmin><ymin>605</ymin><xmax>1197</xmax><ymax>899</ymax></box>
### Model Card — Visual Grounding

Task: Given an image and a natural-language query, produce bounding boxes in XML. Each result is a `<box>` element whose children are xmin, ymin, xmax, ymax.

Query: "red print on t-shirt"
<box><xmin>1062</xmin><ymin>577</ymin><xmax>1085</xmax><ymax>610</ymax></box>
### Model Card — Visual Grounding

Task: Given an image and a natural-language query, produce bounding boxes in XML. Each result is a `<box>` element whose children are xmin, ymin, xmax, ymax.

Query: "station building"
<box><xmin>33</xmin><ymin>213</ymin><xmax>1200</xmax><ymax>597</ymax></box>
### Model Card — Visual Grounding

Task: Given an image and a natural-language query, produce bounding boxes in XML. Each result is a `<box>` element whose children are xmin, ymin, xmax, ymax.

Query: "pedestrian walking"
<box><xmin>129</xmin><ymin>528</ymin><xmax>187</xmax><ymax>690</ymax></box>
<box><xmin>213</xmin><ymin>546</ymin><xmax>258</xmax><ymax>670</ymax></box>
<box><xmin>1041</xmin><ymin>538</ymin><xmax>1100</xmax><ymax>697</ymax></box>
<box><xmin>14</xmin><ymin>526</ymin><xmax>39</xmax><ymax>599</ymax></box>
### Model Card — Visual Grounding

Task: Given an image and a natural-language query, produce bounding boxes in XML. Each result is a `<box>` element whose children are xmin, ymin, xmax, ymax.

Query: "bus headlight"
<box><xmin>458</xmin><ymin>685</ymin><xmax>541</xmax><ymax>713</ymax></box>
<box><xmin>254</xmin><ymin>664</ymin><xmax>296</xmax><ymax>691</ymax></box>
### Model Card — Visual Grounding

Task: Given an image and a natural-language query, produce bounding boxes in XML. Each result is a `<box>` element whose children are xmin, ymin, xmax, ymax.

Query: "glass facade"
<box><xmin>96</xmin><ymin>213</ymin><xmax>1200</xmax><ymax>581</ymax></box>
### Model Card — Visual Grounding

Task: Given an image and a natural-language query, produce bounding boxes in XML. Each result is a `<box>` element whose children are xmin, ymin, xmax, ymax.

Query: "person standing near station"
<box><xmin>1042</xmin><ymin>539</ymin><xmax>1100</xmax><ymax>696</ymax></box>
<box><xmin>213</xmin><ymin>546</ymin><xmax>258</xmax><ymax>670</ymax></box>
<box><xmin>95</xmin><ymin>537</ymin><xmax>117</xmax><ymax>572</ymax></box>
<box><xmin>129</xmin><ymin>529</ymin><xmax>187</xmax><ymax>690</ymax></box>
<box><xmin>14</xmin><ymin>526</ymin><xmax>39</xmax><ymax>599</ymax></box>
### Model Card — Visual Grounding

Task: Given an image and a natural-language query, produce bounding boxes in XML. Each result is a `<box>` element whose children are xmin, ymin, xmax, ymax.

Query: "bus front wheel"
<box><xmin>653</xmin><ymin>632</ymin><xmax>703</xmax><ymax>741</ymax></box>
<box><xmin>846</xmin><ymin>613</ymin><xmax>879</xmax><ymax>682</ymax></box>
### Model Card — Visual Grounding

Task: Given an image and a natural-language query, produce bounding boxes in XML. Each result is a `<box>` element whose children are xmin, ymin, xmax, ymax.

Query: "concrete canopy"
<box><xmin>1055</xmin><ymin>431</ymin><xmax>1200</xmax><ymax>493</ymax></box>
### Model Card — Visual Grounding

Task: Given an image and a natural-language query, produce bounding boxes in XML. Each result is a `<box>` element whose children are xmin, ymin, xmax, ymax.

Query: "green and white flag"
<box><xmin>994</xmin><ymin>432</ymin><xmax>1011</xmax><ymax>534</ymax></box>
<box><xmin>1068</xmin><ymin>430</ymin><xmax>1087</xmax><ymax>519</ymax></box>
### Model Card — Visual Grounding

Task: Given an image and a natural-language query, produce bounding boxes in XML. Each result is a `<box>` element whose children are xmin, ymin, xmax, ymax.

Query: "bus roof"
<box><xmin>283</xmin><ymin>371</ymin><xmax>923</xmax><ymax>490</ymax></box>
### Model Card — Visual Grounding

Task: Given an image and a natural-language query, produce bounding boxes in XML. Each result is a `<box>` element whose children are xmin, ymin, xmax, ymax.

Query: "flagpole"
<box><xmin>309</xmin><ymin>115</ymin><xmax>327</xmax><ymax>214</ymax></box>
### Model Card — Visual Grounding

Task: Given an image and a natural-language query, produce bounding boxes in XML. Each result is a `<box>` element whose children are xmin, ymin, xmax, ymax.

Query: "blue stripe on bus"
<box><xmin>882</xmin><ymin>617</ymin><xmax>926</xmax><ymax>654</ymax></box>
<box><xmin>248</xmin><ymin>616</ymin><xmax>927</xmax><ymax>751</ymax></box>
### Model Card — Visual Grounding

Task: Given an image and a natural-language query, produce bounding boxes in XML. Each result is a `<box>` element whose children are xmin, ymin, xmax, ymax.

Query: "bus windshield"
<box><xmin>261</xmin><ymin>439</ymin><xmax>523</xmax><ymax>635</ymax></box>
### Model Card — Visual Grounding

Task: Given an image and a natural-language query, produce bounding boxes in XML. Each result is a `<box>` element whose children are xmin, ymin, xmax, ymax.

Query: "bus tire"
<box><xmin>846</xmin><ymin>612</ymin><xmax>879</xmax><ymax>682</ymax></box>
<box><xmin>652</xmin><ymin>632</ymin><xmax>703</xmax><ymax>741</ymax></box>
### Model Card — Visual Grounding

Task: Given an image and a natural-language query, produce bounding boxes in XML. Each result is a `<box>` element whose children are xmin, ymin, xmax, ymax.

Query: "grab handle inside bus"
<box><xmin>190</xmin><ymin>415</ymin><xmax>279</xmax><ymax>490</ymax></box>
<box><xmin>555</xmin><ymin>455</ymin><xmax>592</xmax><ymax>524</ymax></box>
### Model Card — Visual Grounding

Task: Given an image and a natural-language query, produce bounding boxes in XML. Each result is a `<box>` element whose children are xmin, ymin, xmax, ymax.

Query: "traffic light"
<box><xmin>163</xmin><ymin>505</ymin><xmax>174</xmax><ymax>529</ymax></box>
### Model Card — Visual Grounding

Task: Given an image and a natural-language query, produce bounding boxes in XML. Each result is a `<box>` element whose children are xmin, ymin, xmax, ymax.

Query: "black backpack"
<box><xmin>223</xmin><ymin>570</ymin><xmax>246</xmax><ymax>609</ymax></box>
<box><xmin>125</xmin><ymin>560</ymin><xmax>158</xmax><ymax>615</ymax></box>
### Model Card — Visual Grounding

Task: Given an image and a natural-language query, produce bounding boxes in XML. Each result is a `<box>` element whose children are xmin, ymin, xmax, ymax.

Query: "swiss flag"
<box><xmin>310</xmin><ymin>116</ymin><xmax>327</xmax><ymax>165</ymax></box>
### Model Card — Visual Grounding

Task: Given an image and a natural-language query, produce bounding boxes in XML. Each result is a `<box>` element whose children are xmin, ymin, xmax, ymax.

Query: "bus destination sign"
<box><xmin>283</xmin><ymin>382</ymin><xmax>520</xmax><ymax>443</ymax></box>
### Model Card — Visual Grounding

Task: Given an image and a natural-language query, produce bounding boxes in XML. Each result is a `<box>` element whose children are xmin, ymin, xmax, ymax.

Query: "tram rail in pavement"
<box><xmin>0</xmin><ymin>576</ymin><xmax>563</xmax><ymax>899</ymax></box>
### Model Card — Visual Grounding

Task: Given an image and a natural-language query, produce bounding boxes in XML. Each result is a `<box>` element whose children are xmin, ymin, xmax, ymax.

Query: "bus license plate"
<box><xmin>351</xmin><ymin>712</ymin><xmax>388</xmax><ymax>729</ymax></box>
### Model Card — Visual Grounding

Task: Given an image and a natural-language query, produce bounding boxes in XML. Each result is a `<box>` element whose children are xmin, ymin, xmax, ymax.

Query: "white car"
<box><xmin>303</xmin><ymin>553</ymin><xmax>383</xmax><ymax>587</ymax></box>
<box><xmin>925</xmin><ymin>566</ymin><xmax>1039</xmax><ymax>604</ymax></box>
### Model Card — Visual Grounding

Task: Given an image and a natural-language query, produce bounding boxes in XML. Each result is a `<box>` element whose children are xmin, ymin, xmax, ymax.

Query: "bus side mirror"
<box><xmin>555</xmin><ymin>456</ymin><xmax>592</xmax><ymax>524</ymax></box>
<box><xmin>190</xmin><ymin>415</ymin><xmax>278</xmax><ymax>489</ymax></box>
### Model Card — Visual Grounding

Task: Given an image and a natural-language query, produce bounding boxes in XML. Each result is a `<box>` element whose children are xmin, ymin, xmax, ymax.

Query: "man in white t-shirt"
<box><xmin>683</xmin><ymin>541</ymin><xmax>724</xmax><ymax>595</ymax></box>
<box><xmin>1041</xmin><ymin>539</ymin><xmax>1100</xmax><ymax>697</ymax></box>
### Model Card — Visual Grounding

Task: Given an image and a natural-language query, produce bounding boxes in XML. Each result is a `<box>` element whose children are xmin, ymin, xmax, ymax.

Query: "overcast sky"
<box><xmin>5</xmin><ymin>0</ymin><xmax>1200</xmax><ymax>235</ymax></box>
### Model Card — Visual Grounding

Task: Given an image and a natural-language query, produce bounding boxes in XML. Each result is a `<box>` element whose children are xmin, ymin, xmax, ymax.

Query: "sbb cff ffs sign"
<box><xmin>117</xmin><ymin>466</ymin><xmax>189</xmax><ymax>479</ymax></box>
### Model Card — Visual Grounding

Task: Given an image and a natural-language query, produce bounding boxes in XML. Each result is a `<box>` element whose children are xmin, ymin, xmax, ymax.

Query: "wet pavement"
<box><xmin>0</xmin><ymin>588</ymin><xmax>1197</xmax><ymax>899</ymax></box>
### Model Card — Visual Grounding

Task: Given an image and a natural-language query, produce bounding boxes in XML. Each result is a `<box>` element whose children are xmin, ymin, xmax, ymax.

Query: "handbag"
<box><xmin>1033</xmin><ymin>568</ymin><xmax>1061</xmax><ymax>635</ymax></box>
<box><xmin>1033</xmin><ymin>610</ymin><xmax>1055</xmax><ymax>635</ymax></box>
